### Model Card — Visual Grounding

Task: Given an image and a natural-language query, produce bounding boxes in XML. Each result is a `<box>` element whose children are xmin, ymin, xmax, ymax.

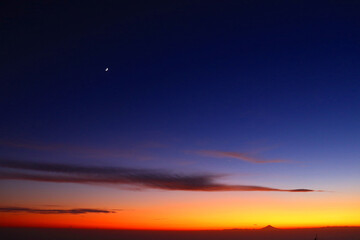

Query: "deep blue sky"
<box><xmin>1</xmin><ymin>1</ymin><xmax>360</xmax><ymax>190</ymax></box>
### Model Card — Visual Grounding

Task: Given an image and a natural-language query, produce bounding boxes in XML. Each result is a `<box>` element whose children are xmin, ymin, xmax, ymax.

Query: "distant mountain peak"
<box><xmin>262</xmin><ymin>225</ymin><xmax>278</xmax><ymax>230</ymax></box>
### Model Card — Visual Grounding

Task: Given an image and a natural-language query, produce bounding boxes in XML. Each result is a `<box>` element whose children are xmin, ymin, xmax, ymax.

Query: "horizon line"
<box><xmin>1</xmin><ymin>225</ymin><xmax>360</xmax><ymax>231</ymax></box>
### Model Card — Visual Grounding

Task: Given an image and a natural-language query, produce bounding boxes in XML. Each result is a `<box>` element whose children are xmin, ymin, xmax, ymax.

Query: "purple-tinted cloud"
<box><xmin>197</xmin><ymin>150</ymin><xmax>288</xmax><ymax>163</ymax></box>
<box><xmin>0</xmin><ymin>207</ymin><xmax>116</xmax><ymax>214</ymax></box>
<box><xmin>0</xmin><ymin>160</ymin><xmax>318</xmax><ymax>192</ymax></box>
<box><xmin>0</xmin><ymin>140</ymin><xmax>156</xmax><ymax>160</ymax></box>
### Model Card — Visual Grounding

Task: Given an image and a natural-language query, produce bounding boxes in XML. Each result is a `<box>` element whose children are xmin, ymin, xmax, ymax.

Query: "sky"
<box><xmin>0</xmin><ymin>0</ymin><xmax>360</xmax><ymax>230</ymax></box>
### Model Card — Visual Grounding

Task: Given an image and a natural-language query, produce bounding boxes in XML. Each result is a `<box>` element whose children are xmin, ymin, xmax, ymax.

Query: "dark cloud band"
<box><xmin>0</xmin><ymin>207</ymin><xmax>115</xmax><ymax>214</ymax></box>
<box><xmin>0</xmin><ymin>160</ymin><xmax>319</xmax><ymax>192</ymax></box>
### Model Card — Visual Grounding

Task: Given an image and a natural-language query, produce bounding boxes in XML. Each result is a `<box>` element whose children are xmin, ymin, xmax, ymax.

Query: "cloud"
<box><xmin>0</xmin><ymin>207</ymin><xmax>116</xmax><ymax>214</ymax></box>
<box><xmin>0</xmin><ymin>140</ymin><xmax>152</xmax><ymax>160</ymax></box>
<box><xmin>0</xmin><ymin>160</ymin><xmax>318</xmax><ymax>192</ymax></box>
<box><xmin>196</xmin><ymin>150</ymin><xmax>288</xmax><ymax>163</ymax></box>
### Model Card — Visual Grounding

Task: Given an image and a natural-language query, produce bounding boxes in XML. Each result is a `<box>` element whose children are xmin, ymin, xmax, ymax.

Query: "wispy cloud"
<box><xmin>0</xmin><ymin>140</ymin><xmax>162</xmax><ymax>160</ymax></box>
<box><xmin>0</xmin><ymin>207</ymin><xmax>116</xmax><ymax>214</ymax></box>
<box><xmin>196</xmin><ymin>150</ymin><xmax>288</xmax><ymax>163</ymax></box>
<box><xmin>0</xmin><ymin>141</ymin><xmax>135</xmax><ymax>158</ymax></box>
<box><xmin>0</xmin><ymin>160</ymin><xmax>318</xmax><ymax>192</ymax></box>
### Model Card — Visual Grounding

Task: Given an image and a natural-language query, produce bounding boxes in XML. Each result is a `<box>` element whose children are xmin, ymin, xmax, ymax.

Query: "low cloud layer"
<box><xmin>0</xmin><ymin>160</ymin><xmax>318</xmax><ymax>192</ymax></box>
<box><xmin>197</xmin><ymin>150</ymin><xmax>288</xmax><ymax>163</ymax></box>
<box><xmin>0</xmin><ymin>207</ymin><xmax>115</xmax><ymax>214</ymax></box>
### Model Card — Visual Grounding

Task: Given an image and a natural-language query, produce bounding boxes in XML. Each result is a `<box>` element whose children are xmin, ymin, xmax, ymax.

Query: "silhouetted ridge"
<box><xmin>261</xmin><ymin>225</ymin><xmax>278</xmax><ymax>230</ymax></box>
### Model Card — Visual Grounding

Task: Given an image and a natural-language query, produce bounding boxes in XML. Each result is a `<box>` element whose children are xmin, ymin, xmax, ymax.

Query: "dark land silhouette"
<box><xmin>261</xmin><ymin>225</ymin><xmax>278</xmax><ymax>230</ymax></box>
<box><xmin>1</xmin><ymin>227</ymin><xmax>359</xmax><ymax>240</ymax></box>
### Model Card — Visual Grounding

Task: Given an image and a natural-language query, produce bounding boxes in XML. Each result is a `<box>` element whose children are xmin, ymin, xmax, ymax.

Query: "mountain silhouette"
<box><xmin>261</xmin><ymin>225</ymin><xmax>278</xmax><ymax>230</ymax></box>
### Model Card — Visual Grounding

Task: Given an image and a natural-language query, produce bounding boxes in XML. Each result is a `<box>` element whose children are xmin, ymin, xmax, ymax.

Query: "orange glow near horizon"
<box><xmin>1</xmin><ymin>191</ymin><xmax>359</xmax><ymax>230</ymax></box>
<box><xmin>2</xmin><ymin>0</ymin><xmax>360</xmax><ymax>235</ymax></box>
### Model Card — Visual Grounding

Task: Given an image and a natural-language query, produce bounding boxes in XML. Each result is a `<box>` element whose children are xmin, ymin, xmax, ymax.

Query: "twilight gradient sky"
<box><xmin>0</xmin><ymin>1</ymin><xmax>360</xmax><ymax>229</ymax></box>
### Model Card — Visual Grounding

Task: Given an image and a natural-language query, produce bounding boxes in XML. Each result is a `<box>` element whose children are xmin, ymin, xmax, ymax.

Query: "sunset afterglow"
<box><xmin>1</xmin><ymin>1</ymin><xmax>360</xmax><ymax>234</ymax></box>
